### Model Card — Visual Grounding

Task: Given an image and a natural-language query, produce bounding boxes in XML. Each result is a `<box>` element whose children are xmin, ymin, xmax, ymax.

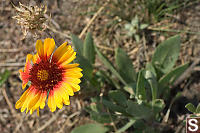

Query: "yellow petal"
<box><xmin>65</xmin><ymin>77</ymin><xmax>81</xmax><ymax>84</ymax></box>
<box><xmin>47</xmin><ymin>90</ymin><xmax>56</xmax><ymax>112</ymax></box>
<box><xmin>62</xmin><ymin>63</ymin><xmax>79</xmax><ymax>69</ymax></box>
<box><xmin>36</xmin><ymin>40</ymin><xmax>44</xmax><ymax>59</ymax></box>
<box><xmin>60</xmin><ymin>86</ymin><xmax>70</xmax><ymax>105</ymax></box>
<box><xmin>54</xmin><ymin>89</ymin><xmax>63</xmax><ymax>109</ymax></box>
<box><xmin>15</xmin><ymin>87</ymin><xmax>31</xmax><ymax>109</ymax></box>
<box><xmin>52</xmin><ymin>42</ymin><xmax>68</xmax><ymax>62</ymax></box>
<box><xmin>40</xmin><ymin>92</ymin><xmax>47</xmax><ymax>109</ymax></box>
<box><xmin>20</xmin><ymin>87</ymin><xmax>37</xmax><ymax>112</ymax></box>
<box><xmin>57</xmin><ymin>46</ymin><xmax>74</xmax><ymax>64</ymax></box>
<box><xmin>44</xmin><ymin>38</ymin><xmax>55</xmax><ymax>58</ymax></box>
<box><xmin>62</xmin><ymin>83</ymin><xmax>74</xmax><ymax>96</ymax></box>
<box><xmin>69</xmin><ymin>83</ymin><xmax>81</xmax><ymax>92</ymax></box>
<box><xmin>33</xmin><ymin>53</ymin><xmax>40</xmax><ymax>63</ymax></box>
<box><xmin>28</xmin><ymin>91</ymin><xmax>41</xmax><ymax>110</ymax></box>
<box><xmin>60</xmin><ymin>52</ymin><xmax>76</xmax><ymax>66</ymax></box>
<box><xmin>64</xmin><ymin>71</ymin><xmax>83</xmax><ymax>78</ymax></box>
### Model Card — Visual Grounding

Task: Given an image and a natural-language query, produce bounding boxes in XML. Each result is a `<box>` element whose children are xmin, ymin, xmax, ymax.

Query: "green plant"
<box><xmin>0</xmin><ymin>70</ymin><xmax>10</xmax><ymax>87</ymax></box>
<box><xmin>125</xmin><ymin>16</ymin><xmax>148</xmax><ymax>42</ymax></box>
<box><xmin>71</xmin><ymin>33</ymin><xmax>189</xmax><ymax>132</ymax></box>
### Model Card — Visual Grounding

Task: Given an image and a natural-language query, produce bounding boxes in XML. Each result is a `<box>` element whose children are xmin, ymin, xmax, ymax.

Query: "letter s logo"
<box><xmin>188</xmin><ymin>119</ymin><xmax>198</xmax><ymax>132</ymax></box>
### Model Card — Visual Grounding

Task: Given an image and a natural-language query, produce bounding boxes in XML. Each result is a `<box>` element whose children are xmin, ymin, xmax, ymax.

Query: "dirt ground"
<box><xmin>0</xmin><ymin>0</ymin><xmax>200</xmax><ymax>133</ymax></box>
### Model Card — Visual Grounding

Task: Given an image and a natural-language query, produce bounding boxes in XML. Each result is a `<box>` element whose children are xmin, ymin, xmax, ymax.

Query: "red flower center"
<box><xmin>29</xmin><ymin>60</ymin><xmax>64</xmax><ymax>91</ymax></box>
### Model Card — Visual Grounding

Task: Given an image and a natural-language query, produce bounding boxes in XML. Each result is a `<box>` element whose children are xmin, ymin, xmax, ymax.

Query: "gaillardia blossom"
<box><xmin>16</xmin><ymin>38</ymin><xmax>82</xmax><ymax>115</ymax></box>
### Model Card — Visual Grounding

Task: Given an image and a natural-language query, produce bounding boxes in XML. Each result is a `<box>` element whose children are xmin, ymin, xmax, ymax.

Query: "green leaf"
<box><xmin>108</xmin><ymin>90</ymin><xmax>127</xmax><ymax>107</ymax></box>
<box><xmin>116</xmin><ymin>119</ymin><xmax>136</xmax><ymax>133</ymax></box>
<box><xmin>83</xmin><ymin>32</ymin><xmax>95</xmax><ymax>64</ymax></box>
<box><xmin>159</xmin><ymin>63</ymin><xmax>189</xmax><ymax>88</ymax></box>
<box><xmin>185</xmin><ymin>103</ymin><xmax>196</xmax><ymax>113</ymax></box>
<box><xmin>151</xmin><ymin>99</ymin><xmax>165</xmax><ymax>113</ymax></box>
<box><xmin>126</xmin><ymin>100</ymin><xmax>152</xmax><ymax>119</ymax></box>
<box><xmin>95</xmin><ymin>46</ymin><xmax>127</xmax><ymax>86</ymax></box>
<box><xmin>115</xmin><ymin>47</ymin><xmax>136</xmax><ymax>83</ymax></box>
<box><xmin>97</xmin><ymin>70</ymin><xmax>121</xmax><ymax>89</ymax></box>
<box><xmin>71</xmin><ymin>124</ymin><xmax>108</xmax><ymax>133</ymax></box>
<box><xmin>196</xmin><ymin>104</ymin><xmax>200</xmax><ymax>113</ymax></box>
<box><xmin>145</xmin><ymin>70</ymin><xmax>158</xmax><ymax>100</ymax></box>
<box><xmin>124</xmin><ymin>84</ymin><xmax>136</xmax><ymax>96</ymax></box>
<box><xmin>71</xmin><ymin>34</ymin><xmax>83</xmax><ymax>55</ymax></box>
<box><xmin>0</xmin><ymin>70</ymin><xmax>10</xmax><ymax>87</ymax></box>
<box><xmin>134</xmin><ymin>34</ymin><xmax>140</xmax><ymax>43</ymax></box>
<box><xmin>146</xmin><ymin>63</ymin><xmax>157</xmax><ymax>78</ymax></box>
<box><xmin>152</xmin><ymin>35</ymin><xmax>181</xmax><ymax>73</ymax></box>
<box><xmin>85</xmin><ymin>106</ymin><xmax>113</xmax><ymax>123</ymax></box>
<box><xmin>131</xmin><ymin>16</ymin><xmax>139</xmax><ymax>26</ymax></box>
<box><xmin>125</xmin><ymin>24</ymin><xmax>132</xmax><ymax>30</ymax></box>
<box><xmin>136</xmin><ymin>70</ymin><xmax>146</xmax><ymax>100</ymax></box>
<box><xmin>102</xmin><ymin>98</ymin><xmax>127</xmax><ymax>114</ymax></box>
<box><xmin>76</xmin><ymin>55</ymin><xmax>93</xmax><ymax>80</ymax></box>
<box><xmin>140</xmin><ymin>24</ymin><xmax>148</xmax><ymax>29</ymax></box>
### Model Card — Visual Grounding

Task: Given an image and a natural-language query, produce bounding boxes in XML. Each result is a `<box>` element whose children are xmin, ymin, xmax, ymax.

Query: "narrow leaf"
<box><xmin>102</xmin><ymin>99</ymin><xmax>127</xmax><ymax>114</ymax></box>
<box><xmin>83</xmin><ymin>32</ymin><xmax>95</xmax><ymax>64</ymax></box>
<box><xmin>146</xmin><ymin>63</ymin><xmax>157</xmax><ymax>78</ymax></box>
<box><xmin>115</xmin><ymin>47</ymin><xmax>136</xmax><ymax>83</ymax></box>
<box><xmin>71</xmin><ymin>124</ymin><xmax>108</xmax><ymax>133</ymax></box>
<box><xmin>136</xmin><ymin>70</ymin><xmax>146</xmax><ymax>100</ymax></box>
<box><xmin>95</xmin><ymin>46</ymin><xmax>127</xmax><ymax>86</ymax></box>
<box><xmin>71</xmin><ymin>34</ymin><xmax>83</xmax><ymax>55</ymax></box>
<box><xmin>76</xmin><ymin>55</ymin><xmax>93</xmax><ymax>80</ymax></box>
<box><xmin>116</xmin><ymin>119</ymin><xmax>136</xmax><ymax>133</ymax></box>
<box><xmin>159</xmin><ymin>63</ymin><xmax>189</xmax><ymax>88</ymax></box>
<box><xmin>145</xmin><ymin>70</ymin><xmax>158</xmax><ymax>100</ymax></box>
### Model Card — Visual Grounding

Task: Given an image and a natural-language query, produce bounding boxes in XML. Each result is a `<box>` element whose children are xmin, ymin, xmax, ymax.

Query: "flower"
<box><xmin>15</xmin><ymin>38</ymin><xmax>82</xmax><ymax>115</ymax></box>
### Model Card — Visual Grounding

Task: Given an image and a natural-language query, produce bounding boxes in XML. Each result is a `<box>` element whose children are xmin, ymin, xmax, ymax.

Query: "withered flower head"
<box><xmin>12</xmin><ymin>2</ymin><xmax>48</xmax><ymax>37</ymax></box>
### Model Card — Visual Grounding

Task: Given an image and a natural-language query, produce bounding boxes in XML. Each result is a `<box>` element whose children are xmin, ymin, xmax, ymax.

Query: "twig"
<box><xmin>36</xmin><ymin>108</ymin><xmax>65</xmax><ymax>132</ymax></box>
<box><xmin>46</xmin><ymin>25</ymin><xmax>71</xmax><ymax>40</ymax></box>
<box><xmin>96</xmin><ymin>44</ymin><xmax>114</xmax><ymax>51</ymax></box>
<box><xmin>56</xmin><ymin>111</ymin><xmax>81</xmax><ymax>133</ymax></box>
<box><xmin>79</xmin><ymin>2</ymin><xmax>108</xmax><ymax>38</ymax></box>
<box><xmin>1</xmin><ymin>87</ymin><xmax>18</xmax><ymax>117</ymax></box>
<box><xmin>194</xmin><ymin>66</ymin><xmax>200</xmax><ymax>71</ymax></box>
<box><xmin>148</xmin><ymin>27</ymin><xmax>200</xmax><ymax>35</ymax></box>
<box><xmin>0</xmin><ymin>48</ymin><xmax>22</xmax><ymax>53</ymax></box>
<box><xmin>13</xmin><ymin>114</ymin><xmax>28</xmax><ymax>133</ymax></box>
<box><xmin>0</xmin><ymin>63</ymin><xmax>25</xmax><ymax>67</ymax></box>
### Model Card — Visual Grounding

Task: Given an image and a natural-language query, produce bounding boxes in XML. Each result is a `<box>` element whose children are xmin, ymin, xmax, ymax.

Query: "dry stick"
<box><xmin>13</xmin><ymin>114</ymin><xmax>28</xmax><ymax>133</ymax></box>
<box><xmin>79</xmin><ymin>2</ymin><xmax>108</xmax><ymax>39</ymax></box>
<box><xmin>46</xmin><ymin>25</ymin><xmax>71</xmax><ymax>40</ymax></box>
<box><xmin>36</xmin><ymin>108</ymin><xmax>65</xmax><ymax>132</ymax></box>
<box><xmin>1</xmin><ymin>87</ymin><xmax>18</xmax><ymax>117</ymax></box>
<box><xmin>0</xmin><ymin>48</ymin><xmax>22</xmax><ymax>53</ymax></box>
<box><xmin>0</xmin><ymin>63</ymin><xmax>25</xmax><ymax>67</ymax></box>
<box><xmin>56</xmin><ymin>111</ymin><xmax>81</xmax><ymax>133</ymax></box>
<box><xmin>96</xmin><ymin>43</ymin><xmax>114</xmax><ymax>51</ymax></box>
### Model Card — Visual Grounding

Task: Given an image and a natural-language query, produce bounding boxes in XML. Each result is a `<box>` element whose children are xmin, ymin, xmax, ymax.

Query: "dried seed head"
<box><xmin>12</xmin><ymin>2</ymin><xmax>48</xmax><ymax>38</ymax></box>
